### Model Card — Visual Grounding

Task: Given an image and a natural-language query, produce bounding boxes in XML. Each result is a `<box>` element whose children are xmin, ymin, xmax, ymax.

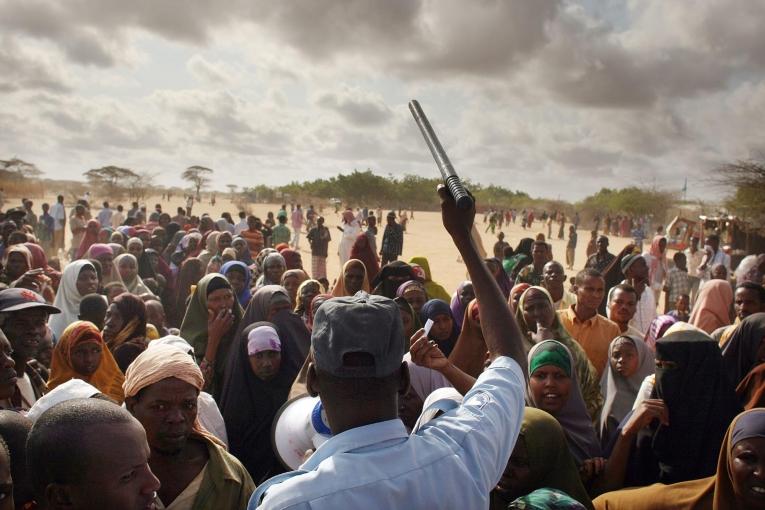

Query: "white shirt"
<box><xmin>234</xmin><ymin>219</ymin><xmax>248</xmax><ymax>235</ymax></box>
<box><xmin>50</xmin><ymin>202</ymin><xmax>66</xmax><ymax>230</ymax></box>
<box><xmin>96</xmin><ymin>207</ymin><xmax>113</xmax><ymax>226</ymax></box>
<box><xmin>252</xmin><ymin>357</ymin><xmax>525</xmax><ymax>510</ymax></box>
<box><xmin>630</xmin><ymin>285</ymin><xmax>657</xmax><ymax>336</ymax></box>
<box><xmin>111</xmin><ymin>211</ymin><xmax>125</xmax><ymax>228</ymax></box>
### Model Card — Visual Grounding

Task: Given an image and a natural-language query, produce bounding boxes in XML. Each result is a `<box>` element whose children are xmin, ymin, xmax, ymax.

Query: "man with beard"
<box><xmin>125</xmin><ymin>344</ymin><xmax>254</xmax><ymax>509</ymax></box>
<box><xmin>0</xmin><ymin>289</ymin><xmax>60</xmax><ymax>410</ymax></box>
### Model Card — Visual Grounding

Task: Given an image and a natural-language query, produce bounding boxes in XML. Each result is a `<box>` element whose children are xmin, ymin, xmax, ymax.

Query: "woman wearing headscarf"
<box><xmin>599</xmin><ymin>335</ymin><xmax>655</xmax><ymax>445</ymax></box>
<box><xmin>643</xmin><ymin>315</ymin><xmax>678</xmax><ymax>352</ymax></box>
<box><xmin>721</xmin><ymin>312</ymin><xmax>765</xmax><ymax>390</ymax></box>
<box><xmin>337</xmin><ymin>210</ymin><xmax>361</xmax><ymax>268</ymax></box>
<box><xmin>396</xmin><ymin>280</ymin><xmax>428</xmax><ymax>315</ymax></box>
<box><xmin>350</xmin><ymin>233</ymin><xmax>380</xmax><ymax>283</ymax></box>
<box><xmin>232</xmin><ymin>236</ymin><xmax>254</xmax><ymax>265</ymax></box>
<box><xmin>509</xmin><ymin>283</ymin><xmax>531</xmax><ymax>311</ymax></box>
<box><xmin>219</xmin><ymin>323</ymin><xmax>297</xmax><ymax>483</ymax></box>
<box><xmin>221</xmin><ymin>260</ymin><xmax>253</xmax><ymax>308</ymax></box>
<box><xmin>235</xmin><ymin>285</ymin><xmax>310</xmax><ymax>377</ymax></box>
<box><xmin>420</xmin><ymin>299</ymin><xmax>460</xmax><ymax>357</ymax></box>
<box><xmin>103</xmin><ymin>292</ymin><xmax>149</xmax><ymax>372</ymax></box>
<box><xmin>251</xmin><ymin>247</ymin><xmax>277</xmax><ymax>281</ymax></box>
<box><xmin>395</xmin><ymin>296</ymin><xmax>421</xmax><ymax>339</ymax></box>
<box><xmin>256</xmin><ymin>252</ymin><xmax>286</xmax><ymax>289</ymax></box>
<box><xmin>178</xmin><ymin>231</ymin><xmax>203</xmax><ymax>259</ymax></box>
<box><xmin>690</xmin><ymin>279</ymin><xmax>734</xmax><ymax>334</ymax></box>
<box><xmin>180</xmin><ymin>273</ymin><xmax>243</xmax><ymax>401</ymax></box>
<box><xmin>372</xmin><ymin>260</ymin><xmax>414</xmax><ymax>298</ymax></box>
<box><xmin>113</xmin><ymin>253</ymin><xmax>154</xmax><ymax>296</ymax></box>
<box><xmin>24</xmin><ymin>242</ymin><xmax>59</xmax><ymax>300</ymax></box>
<box><xmin>629</xmin><ymin>330</ymin><xmax>741</xmax><ymax>486</ymax></box>
<box><xmin>281</xmin><ymin>269</ymin><xmax>309</xmax><ymax>309</ymax></box>
<box><xmin>198</xmin><ymin>231</ymin><xmax>220</xmax><ymax>267</ymax></box>
<box><xmin>332</xmin><ymin>259</ymin><xmax>370</xmax><ymax>297</ymax></box>
<box><xmin>126</xmin><ymin>236</ymin><xmax>144</xmax><ymax>260</ymax></box>
<box><xmin>485</xmin><ymin>256</ymin><xmax>512</xmax><ymax>300</ymax></box>
<box><xmin>491</xmin><ymin>407</ymin><xmax>594</xmax><ymax>510</ymax></box>
<box><xmin>75</xmin><ymin>219</ymin><xmax>101</xmax><ymax>260</ymax></box>
<box><xmin>170</xmin><ymin>257</ymin><xmax>205</xmax><ymax>328</ymax></box>
<box><xmin>644</xmin><ymin>235</ymin><xmax>668</xmax><ymax>301</ymax></box>
<box><xmin>594</xmin><ymin>408</ymin><xmax>765</xmax><ymax>509</ymax></box>
<box><xmin>49</xmin><ymin>260</ymin><xmax>98</xmax><ymax>339</ymax></box>
<box><xmin>449</xmin><ymin>281</ymin><xmax>474</xmax><ymax>330</ymax></box>
<box><xmin>527</xmin><ymin>340</ymin><xmax>603</xmax><ymax>468</ymax></box>
<box><xmin>280</xmin><ymin>248</ymin><xmax>302</xmax><ymax>271</ymax></box>
<box><xmin>295</xmin><ymin>280</ymin><xmax>323</xmax><ymax>327</ymax></box>
<box><xmin>409</xmin><ymin>256</ymin><xmax>451</xmax><ymax>302</ymax></box>
<box><xmin>307</xmin><ymin>293</ymin><xmax>332</xmax><ymax>332</ymax></box>
<box><xmin>48</xmin><ymin>321</ymin><xmax>125</xmax><ymax>403</ymax></box>
<box><xmin>513</xmin><ymin>287</ymin><xmax>604</xmax><ymax>420</ymax></box>
<box><xmin>0</xmin><ymin>244</ymin><xmax>33</xmax><ymax>286</ymax></box>
<box><xmin>85</xmin><ymin>243</ymin><xmax>118</xmax><ymax>285</ymax></box>
<box><xmin>505</xmin><ymin>238</ymin><xmax>535</xmax><ymax>281</ymax></box>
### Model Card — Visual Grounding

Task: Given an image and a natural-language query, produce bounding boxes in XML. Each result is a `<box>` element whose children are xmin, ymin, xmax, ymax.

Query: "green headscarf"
<box><xmin>514</xmin><ymin>286</ymin><xmax>603</xmax><ymax>422</ymax></box>
<box><xmin>179</xmin><ymin>273</ymin><xmax>243</xmax><ymax>400</ymax></box>
<box><xmin>529</xmin><ymin>341</ymin><xmax>572</xmax><ymax>377</ymax></box>
<box><xmin>409</xmin><ymin>256</ymin><xmax>451</xmax><ymax>302</ymax></box>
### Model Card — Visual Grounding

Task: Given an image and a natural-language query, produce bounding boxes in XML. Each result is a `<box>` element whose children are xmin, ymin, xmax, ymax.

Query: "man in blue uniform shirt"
<box><xmin>251</xmin><ymin>187</ymin><xmax>529</xmax><ymax>509</ymax></box>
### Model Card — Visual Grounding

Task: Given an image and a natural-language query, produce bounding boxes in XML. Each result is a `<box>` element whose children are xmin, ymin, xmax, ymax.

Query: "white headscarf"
<box><xmin>48</xmin><ymin>260</ymin><xmax>95</xmax><ymax>339</ymax></box>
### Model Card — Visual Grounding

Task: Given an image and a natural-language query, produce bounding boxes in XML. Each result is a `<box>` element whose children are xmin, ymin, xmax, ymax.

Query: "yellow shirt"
<box><xmin>557</xmin><ymin>305</ymin><xmax>621</xmax><ymax>377</ymax></box>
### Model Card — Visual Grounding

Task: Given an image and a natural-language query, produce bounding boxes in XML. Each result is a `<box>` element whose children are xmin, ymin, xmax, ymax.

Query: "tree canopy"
<box><xmin>182</xmin><ymin>166</ymin><xmax>213</xmax><ymax>200</ymax></box>
<box><xmin>716</xmin><ymin>159</ymin><xmax>765</xmax><ymax>226</ymax></box>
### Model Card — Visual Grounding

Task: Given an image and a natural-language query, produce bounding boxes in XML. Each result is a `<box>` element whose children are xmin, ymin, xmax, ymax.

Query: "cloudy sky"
<box><xmin>2</xmin><ymin>0</ymin><xmax>763</xmax><ymax>200</ymax></box>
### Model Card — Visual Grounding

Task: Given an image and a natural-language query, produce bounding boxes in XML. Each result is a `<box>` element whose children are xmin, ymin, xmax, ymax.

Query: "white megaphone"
<box><xmin>271</xmin><ymin>394</ymin><xmax>332</xmax><ymax>470</ymax></box>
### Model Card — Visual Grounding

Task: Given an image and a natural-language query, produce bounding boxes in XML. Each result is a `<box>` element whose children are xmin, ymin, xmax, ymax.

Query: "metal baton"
<box><xmin>408</xmin><ymin>99</ymin><xmax>474</xmax><ymax>210</ymax></box>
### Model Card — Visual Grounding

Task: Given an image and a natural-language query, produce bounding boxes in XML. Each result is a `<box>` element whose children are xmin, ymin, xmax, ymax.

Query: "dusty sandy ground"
<box><xmin>22</xmin><ymin>193</ymin><xmax>635</xmax><ymax>297</ymax></box>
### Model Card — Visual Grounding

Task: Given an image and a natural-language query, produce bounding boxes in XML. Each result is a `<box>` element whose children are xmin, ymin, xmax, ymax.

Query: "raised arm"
<box><xmin>438</xmin><ymin>187</ymin><xmax>527</xmax><ymax>377</ymax></box>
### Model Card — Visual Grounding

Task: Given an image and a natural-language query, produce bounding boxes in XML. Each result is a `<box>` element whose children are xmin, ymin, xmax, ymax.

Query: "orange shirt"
<box><xmin>240</xmin><ymin>228</ymin><xmax>264</xmax><ymax>257</ymax></box>
<box><xmin>557</xmin><ymin>305</ymin><xmax>621</xmax><ymax>377</ymax></box>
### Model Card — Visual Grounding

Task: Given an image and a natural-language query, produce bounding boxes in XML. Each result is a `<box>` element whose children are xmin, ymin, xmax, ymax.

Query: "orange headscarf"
<box><xmin>331</xmin><ymin>259</ymin><xmax>371</xmax><ymax>297</ymax></box>
<box><xmin>48</xmin><ymin>321</ymin><xmax>125</xmax><ymax>404</ymax></box>
<box><xmin>689</xmin><ymin>280</ymin><xmax>733</xmax><ymax>334</ymax></box>
<box><xmin>123</xmin><ymin>344</ymin><xmax>224</xmax><ymax>447</ymax></box>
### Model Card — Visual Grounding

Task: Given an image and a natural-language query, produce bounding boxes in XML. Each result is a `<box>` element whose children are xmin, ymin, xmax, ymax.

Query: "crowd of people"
<box><xmin>0</xmin><ymin>188</ymin><xmax>763</xmax><ymax>510</ymax></box>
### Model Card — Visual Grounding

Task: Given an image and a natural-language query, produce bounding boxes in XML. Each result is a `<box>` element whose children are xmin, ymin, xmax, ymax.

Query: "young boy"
<box><xmin>664</xmin><ymin>252</ymin><xmax>691</xmax><ymax>313</ymax></box>
<box><xmin>667</xmin><ymin>293</ymin><xmax>690</xmax><ymax>322</ymax></box>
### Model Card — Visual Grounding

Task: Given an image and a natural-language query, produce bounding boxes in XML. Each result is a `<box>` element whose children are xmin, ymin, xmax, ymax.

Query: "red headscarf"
<box><xmin>280</xmin><ymin>249</ymin><xmax>302</xmax><ymax>270</ymax></box>
<box><xmin>349</xmin><ymin>233</ymin><xmax>380</xmax><ymax>283</ymax></box>
<box><xmin>76</xmin><ymin>219</ymin><xmax>101</xmax><ymax>260</ymax></box>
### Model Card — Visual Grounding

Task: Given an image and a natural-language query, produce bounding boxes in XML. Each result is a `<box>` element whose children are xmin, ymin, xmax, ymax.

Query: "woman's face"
<box><xmin>96</xmin><ymin>253</ymin><xmax>113</xmax><ymax>275</ymax></box>
<box><xmin>265</xmin><ymin>260</ymin><xmax>286</xmax><ymax>284</ymax></box>
<box><xmin>128</xmin><ymin>242</ymin><xmax>143</xmax><ymax>259</ymax></box>
<box><xmin>611</xmin><ymin>338</ymin><xmax>640</xmax><ymax>378</ymax></box>
<box><xmin>730</xmin><ymin>437</ymin><xmax>765</xmax><ymax>508</ymax></box>
<box><xmin>102</xmin><ymin>303</ymin><xmax>124</xmax><ymax>342</ymax></box>
<box><xmin>430</xmin><ymin>313</ymin><xmax>453</xmax><ymax>342</ymax></box>
<box><xmin>147</xmin><ymin>252</ymin><xmax>160</xmax><ymax>271</ymax></box>
<box><xmin>344</xmin><ymin>264</ymin><xmax>365</xmax><ymax>295</ymax></box>
<box><xmin>233</xmin><ymin>240</ymin><xmax>247</xmax><ymax>257</ymax></box>
<box><xmin>283</xmin><ymin>276</ymin><xmax>300</xmax><ymax>304</ymax></box>
<box><xmin>118</xmin><ymin>257</ymin><xmax>137</xmax><ymax>283</ymax></box>
<box><xmin>207</xmin><ymin>288</ymin><xmax>235</xmax><ymax>316</ymax></box>
<box><xmin>70</xmin><ymin>341</ymin><xmax>102</xmax><ymax>376</ymax></box>
<box><xmin>299</xmin><ymin>284</ymin><xmax>320</xmax><ymax>312</ymax></box>
<box><xmin>496</xmin><ymin>438</ymin><xmax>532</xmax><ymax>501</ymax></box>
<box><xmin>5</xmin><ymin>252</ymin><xmax>28</xmax><ymax>279</ymax></box>
<box><xmin>529</xmin><ymin>364</ymin><xmax>572</xmax><ymax>415</ymax></box>
<box><xmin>76</xmin><ymin>267</ymin><xmax>99</xmax><ymax>296</ymax></box>
<box><xmin>522</xmin><ymin>290</ymin><xmax>554</xmax><ymax>331</ymax></box>
<box><xmin>458</xmin><ymin>283</ymin><xmax>475</xmax><ymax>307</ymax></box>
<box><xmin>226</xmin><ymin>270</ymin><xmax>246</xmax><ymax>296</ymax></box>
<box><xmin>249</xmin><ymin>350</ymin><xmax>282</xmax><ymax>381</ymax></box>
<box><xmin>267</xmin><ymin>299</ymin><xmax>292</xmax><ymax>321</ymax></box>
<box><xmin>403</xmin><ymin>288</ymin><xmax>427</xmax><ymax>314</ymax></box>
<box><xmin>218</xmin><ymin>233</ymin><xmax>232</xmax><ymax>251</ymax></box>
<box><xmin>399</xmin><ymin>308</ymin><xmax>415</xmax><ymax>339</ymax></box>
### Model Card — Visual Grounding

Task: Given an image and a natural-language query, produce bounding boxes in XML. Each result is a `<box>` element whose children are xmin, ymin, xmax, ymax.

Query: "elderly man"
<box><xmin>27</xmin><ymin>398</ymin><xmax>161</xmax><ymax>510</ymax></box>
<box><xmin>557</xmin><ymin>268</ymin><xmax>621</xmax><ymax>376</ymax></box>
<box><xmin>0</xmin><ymin>289</ymin><xmax>60</xmax><ymax>410</ymax></box>
<box><xmin>619</xmin><ymin>254</ymin><xmax>657</xmax><ymax>336</ymax></box>
<box><xmin>124</xmin><ymin>344</ymin><xmax>254</xmax><ymax>509</ymax></box>
<box><xmin>251</xmin><ymin>187</ymin><xmax>528</xmax><ymax>509</ymax></box>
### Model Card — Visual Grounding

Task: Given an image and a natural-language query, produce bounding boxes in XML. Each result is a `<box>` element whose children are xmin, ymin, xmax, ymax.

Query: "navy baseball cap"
<box><xmin>311</xmin><ymin>292</ymin><xmax>405</xmax><ymax>378</ymax></box>
<box><xmin>0</xmin><ymin>288</ymin><xmax>60</xmax><ymax>314</ymax></box>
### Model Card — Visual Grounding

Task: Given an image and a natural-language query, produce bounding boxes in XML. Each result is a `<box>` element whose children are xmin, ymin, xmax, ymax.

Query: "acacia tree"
<box><xmin>226</xmin><ymin>184</ymin><xmax>238</xmax><ymax>201</ymax></box>
<box><xmin>0</xmin><ymin>158</ymin><xmax>43</xmax><ymax>179</ymax></box>
<box><xmin>84</xmin><ymin>166</ymin><xmax>139</xmax><ymax>198</ymax></box>
<box><xmin>715</xmin><ymin>159</ymin><xmax>765</xmax><ymax>227</ymax></box>
<box><xmin>182</xmin><ymin>166</ymin><xmax>213</xmax><ymax>201</ymax></box>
